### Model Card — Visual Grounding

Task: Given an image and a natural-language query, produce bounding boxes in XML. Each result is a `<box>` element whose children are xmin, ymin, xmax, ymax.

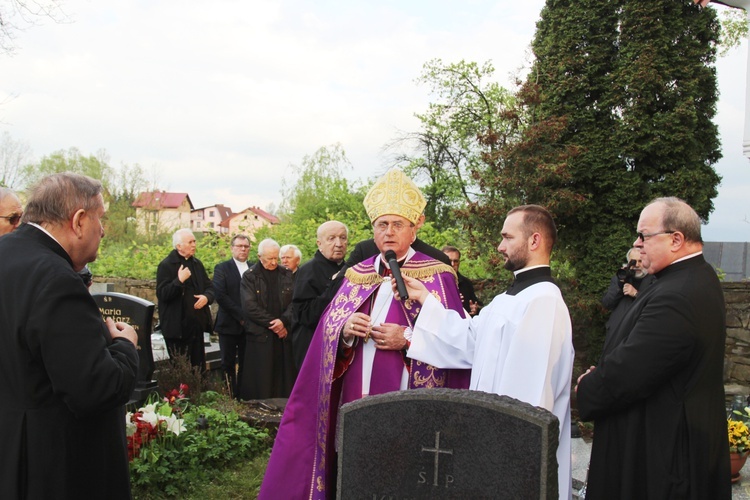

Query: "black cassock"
<box><xmin>0</xmin><ymin>224</ymin><xmax>139</xmax><ymax>499</ymax></box>
<box><xmin>578</xmin><ymin>255</ymin><xmax>730</xmax><ymax>499</ymax></box>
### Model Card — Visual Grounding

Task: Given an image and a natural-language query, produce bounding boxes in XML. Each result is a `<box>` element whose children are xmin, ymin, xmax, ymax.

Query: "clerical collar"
<box><xmin>513</xmin><ymin>265</ymin><xmax>550</xmax><ymax>280</ymax></box>
<box><xmin>507</xmin><ymin>266</ymin><xmax>554</xmax><ymax>296</ymax></box>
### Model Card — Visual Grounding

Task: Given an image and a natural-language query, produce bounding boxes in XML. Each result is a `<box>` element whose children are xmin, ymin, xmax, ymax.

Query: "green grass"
<box><xmin>132</xmin><ymin>452</ymin><xmax>269</xmax><ymax>500</ymax></box>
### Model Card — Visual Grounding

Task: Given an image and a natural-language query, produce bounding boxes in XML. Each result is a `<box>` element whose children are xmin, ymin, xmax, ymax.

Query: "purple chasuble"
<box><xmin>258</xmin><ymin>252</ymin><xmax>470</xmax><ymax>500</ymax></box>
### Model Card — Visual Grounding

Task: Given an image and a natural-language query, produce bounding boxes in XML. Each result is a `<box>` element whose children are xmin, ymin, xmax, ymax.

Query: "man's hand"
<box><xmin>343</xmin><ymin>312</ymin><xmax>372</xmax><ymax>342</ymax></box>
<box><xmin>269</xmin><ymin>319</ymin><xmax>285</xmax><ymax>334</ymax></box>
<box><xmin>393</xmin><ymin>275</ymin><xmax>429</xmax><ymax>303</ymax></box>
<box><xmin>193</xmin><ymin>294</ymin><xmax>208</xmax><ymax>309</ymax></box>
<box><xmin>623</xmin><ymin>283</ymin><xmax>638</xmax><ymax>298</ymax></box>
<box><xmin>469</xmin><ymin>300</ymin><xmax>481</xmax><ymax>316</ymax></box>
<box><xmin>178</xmin><ymin>265</ymin><xmax>192</xmax><ymax>283</ymax></box>
<box><xmin>276</xmin><ymin>326</ymin><xmax>288</xmax><ymax>339</ymax></box>
<box><xmin>575</xmin><ymin>365</ymin><xmax>596</xmax><ymax>393</ymax></box>
<box><xmin>105</xmin><ymin>317</ymin><xmax>138</xmax><ymax>347</ymax></box>
<box><xmin>370</xmin><ymin>323</ymin><xmax>407</xmax><ymax>350</ymax></box>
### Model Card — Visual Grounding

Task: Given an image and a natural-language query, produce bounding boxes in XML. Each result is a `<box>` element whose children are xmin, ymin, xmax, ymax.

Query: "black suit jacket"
<box><xmin>213</xmin><ymin>259</ymin><xmax>246</xmax><ymax>336</ymax></box>
<box><xmin>577</xmin><ymin>255</ymin><xmax>730</xmax><ymax>499</ymax></box>
<box><xmin>0</xmin><ymin>224</ymin><xmax>139</xmax><ymax>499</ymax></box>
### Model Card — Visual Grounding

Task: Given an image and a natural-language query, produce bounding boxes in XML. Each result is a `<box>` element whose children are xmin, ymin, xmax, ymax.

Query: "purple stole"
<box><xmin>259</xmin><ymin>252</ymin><xmax>470</xmax><ymax>500</ymax></box>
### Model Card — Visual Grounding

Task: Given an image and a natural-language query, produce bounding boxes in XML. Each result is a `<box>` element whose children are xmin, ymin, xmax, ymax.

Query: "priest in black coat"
<box><xmin>291</xmin><ymin>220</ymin><xmax>348</xmax><ymax>369</ymax></box>
<box><xmin>577</xmin><ymin>197</ymin><xmax>730</xmax><ymax>499</ymax></box>
<box><xmin>0</xmin><ymin>173</ymin><xmax>139</xmax><ymax>499</ymax></box>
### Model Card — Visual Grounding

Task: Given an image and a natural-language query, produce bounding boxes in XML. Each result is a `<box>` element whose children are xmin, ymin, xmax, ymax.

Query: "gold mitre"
<box><xmin>363</xmin><ymin>167</ymin><xmax>426</xmax><ymax>224</ymax></box>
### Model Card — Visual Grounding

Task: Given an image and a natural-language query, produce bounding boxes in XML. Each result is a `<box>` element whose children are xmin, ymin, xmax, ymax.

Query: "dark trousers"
<box><xmin>165</xmin><ymin>334</ymin><xmax>206</xmax><ymax>372</ymax></box>
<box><xmin>219</xmin><ymin>333</ymin><xmax>246</xmax><ymax>399</ymax></box>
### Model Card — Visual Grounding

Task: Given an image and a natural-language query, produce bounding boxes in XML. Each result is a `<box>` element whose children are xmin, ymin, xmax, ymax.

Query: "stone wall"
<box><xmin>724</xmin><ymin>282</ymin><xmax>750</xmax><ymax>389</ymax></box>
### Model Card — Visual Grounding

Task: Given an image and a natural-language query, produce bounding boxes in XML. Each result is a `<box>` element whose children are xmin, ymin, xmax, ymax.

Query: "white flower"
<box><xmin>138</xmin><ymin>409</ymin><xmax>159</xmax><ymax>427</ymax></box>
<box><xmin>162</xmin><ymin>414</ymin><xmax>187</xmax><ymax>436</ymax></box>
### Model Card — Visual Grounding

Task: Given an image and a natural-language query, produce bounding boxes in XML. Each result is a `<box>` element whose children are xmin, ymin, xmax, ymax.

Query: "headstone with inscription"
<box><xmin>92</xmin><ymin>292</ymin><xmax>157</xmax><ymax>402</ymax></box>
<box><xmin>337</xmin><ymin>388</ymin><xmax>559</xmax><ymax>499</ymax></box>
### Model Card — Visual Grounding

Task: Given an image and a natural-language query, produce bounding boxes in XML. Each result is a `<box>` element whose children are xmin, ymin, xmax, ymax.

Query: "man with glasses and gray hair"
<box><xmin>0</xmin><ymin>187</ymin><xmax>22</xmax><ymax>236</ymax></box>
<box><xmin>259</xmin><ymin>168</ymin><xmax>470</xmax><ymax>499</ymax></box>
<box><xmin>0</xmin><ymin>173</ymin><xmax>139</xmax><ymax>499</ymax></box>
<box><xmin>576</xmin><ymin>197</ymin><xmax>730</xmax><ymax>499</ymax></box>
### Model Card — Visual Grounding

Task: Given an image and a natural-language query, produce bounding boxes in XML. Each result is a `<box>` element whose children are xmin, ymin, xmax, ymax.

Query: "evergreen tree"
<box><xmin>529</xmin><ymin>0</ymin><xmax>721</xmax><ymax>294</ymax></box>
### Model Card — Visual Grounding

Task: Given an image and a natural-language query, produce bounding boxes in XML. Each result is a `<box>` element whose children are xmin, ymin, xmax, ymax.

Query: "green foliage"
<box><xmin>91</xmin><ymin>232</ymin><xmax>232</xmax><ymax>279</ymax></box>
<box><xmin>718</xmin><ymin>6</ymin><xmax>749</xmax><ymax>56</ymax></box>
<box><xmin>130</xmin><ymin>402</ymin><xmax>271</xmax><ymax>498</ymax></box>
<box><xmin>394</xmin><ymin>59</ymin><xmax>515</xmax><ymax>230</ymax></box>
<box><xmin>526</xmin><ymin>0</ymin><xmax>722</xmax><ymax>296</ymax></box>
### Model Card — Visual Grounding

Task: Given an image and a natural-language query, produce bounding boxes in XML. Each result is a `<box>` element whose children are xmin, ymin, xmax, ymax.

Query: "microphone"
<box><xmin>384</xmin><ymin>250</ymin><xmax>408</xmax><ymax>300</ymax></box>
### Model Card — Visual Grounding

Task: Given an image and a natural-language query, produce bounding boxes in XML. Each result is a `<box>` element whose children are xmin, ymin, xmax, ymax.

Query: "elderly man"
<box><xmin>291</xmin><ymin>220</ymin><xmax>348</xmax><ymax>369</ymax></box>
<box><xmin>280</xmin><ymin>244</ymin><xmax>302</xmax><ymax>274</ymax></box>
<box><xmin>0</xmin><ymin>187</ymin><xmax>23</xmax><ymax>236</ymax></box>
<box><xmin>0</xmin><ymin>173</ymin><xmax>139</xmax><ymax>499</ymax></box>
<box><xmin>213</xmin><ymin>234</ymin><xmax>252</xmax><ymax>398</ymax></box>
<box><xmin>259</xmin><ymin>168</ymin><xmax>470</xmax><ymax>499</ymax></box>
<box><xmin>156</xmin><ymin>228</ymin><xmax>214</xmax><ymax>371</ymax></box>
<box><xmin>402</xmin><ymin>205</ymin><xmax>574</xmax><ymax>499</ymax></box>
<box><xmin>577</xmin><ymin>197</ymin><xmax>730</xmax><ymax>499</ymax></box>
<box><xmin>239</xmin><ymin>238</ymin><xmax>296</xmax><ymax>400</ymax></box>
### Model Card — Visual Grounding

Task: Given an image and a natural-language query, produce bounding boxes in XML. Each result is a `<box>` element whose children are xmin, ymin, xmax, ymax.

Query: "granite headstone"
<box><xmin>92</xmin><ymin>292</ymin><xmax>157</xmax><ymax>402</ymax></box>
<box><xmin>337</xmin><ymin>388</ymin><xmax>559</xmax><ymax>499</ymax></box>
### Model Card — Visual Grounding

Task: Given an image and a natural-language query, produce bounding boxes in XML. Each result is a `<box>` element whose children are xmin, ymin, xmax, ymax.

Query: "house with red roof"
<box><xmin>132</xmin><ymin>191</ymin><xmax>194</xmax><ymax>236</ymax></box>
<box><xmin>191</xmin><ymin>204</ymin><xmax>233</xmax><ymax>234</ymax></box>
<box><xmin>219</xmin><ymin>206</ymin><xmax>280</xmax><ymax>239</ymax></box>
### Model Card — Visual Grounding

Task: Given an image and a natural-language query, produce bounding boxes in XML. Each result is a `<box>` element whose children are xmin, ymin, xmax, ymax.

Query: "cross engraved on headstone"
<box><xmin>421</xmin><ymin>431</ymin><xmax>453</xmax><ymax>486</ymax></box>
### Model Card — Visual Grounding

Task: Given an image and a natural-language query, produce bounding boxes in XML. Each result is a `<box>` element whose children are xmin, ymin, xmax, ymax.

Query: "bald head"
<box><xmin>317</xmin><ymin>220</ymin><xmax>348</xmax><ymax>262</ymax></box>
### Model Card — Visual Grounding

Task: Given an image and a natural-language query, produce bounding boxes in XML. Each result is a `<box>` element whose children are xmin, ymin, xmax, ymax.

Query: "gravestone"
<box><xmin>92</xmin><ymin>292</ymin><xmax>157</xmax><ymax>403</ymax></box>
<box><xmin>337</xmin><ymin>388</ymin><xmax>558</xmax><ymax>499</ymax></box>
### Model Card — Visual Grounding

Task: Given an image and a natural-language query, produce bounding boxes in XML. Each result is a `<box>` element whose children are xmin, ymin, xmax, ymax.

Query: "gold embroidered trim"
<box><xmin>345</xmin><ymin>262</ymin><xmax>457</xmax><ymax>285</ymax></box>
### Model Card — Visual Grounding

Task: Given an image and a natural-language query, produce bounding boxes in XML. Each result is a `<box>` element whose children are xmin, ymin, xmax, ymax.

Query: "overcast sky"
<box><xmin>1</xmin><ymin>0</ymin><xmax>748</xmax><ymax>241</ymax></box>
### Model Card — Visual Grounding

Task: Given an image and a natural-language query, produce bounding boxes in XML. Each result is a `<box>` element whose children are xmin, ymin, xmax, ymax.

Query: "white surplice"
<box><xmin>408</xmin><ymin>281</ymin><xmax>574</xmax><ymax>500</ymax></box>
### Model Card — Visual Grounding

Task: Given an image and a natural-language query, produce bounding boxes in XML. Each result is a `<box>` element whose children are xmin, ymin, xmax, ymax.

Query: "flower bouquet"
<box><xmin>126</xmin><ymin>386</ymin><xmax>188</xmax><ymax>461</ymax></box>
<box><xmin>729</xmin><ymin>406</ymin><xmax>750</xmax><ymax>481</ymax></box>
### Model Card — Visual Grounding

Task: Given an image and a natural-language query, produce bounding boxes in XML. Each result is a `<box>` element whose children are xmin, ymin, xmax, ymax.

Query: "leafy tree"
<box><xmin>267</xmin><ymin>143</ymin><xmax>371</xmax><ymax>261</ymax></box>
<box><xmin>389</xmin><ymin>59</ymin><xmax>514</xmax><ymax>230</ymax></box>
<box><xmin>23</xmin><ymin>147</ymin><xmax>116</xmax><ymax>194</ymax></box>
<box><xmin>717</xmin><ymin>5</ymin><xmax>749</xmax><ymax>56</ymax></box>
<box><xmin>528</xmin><ymin>0</ymin><xmax>721</xmax><ymax>295</ymax></box>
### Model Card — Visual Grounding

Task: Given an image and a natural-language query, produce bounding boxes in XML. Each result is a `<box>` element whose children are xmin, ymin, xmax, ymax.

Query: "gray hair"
<box><xmin>172</xmin><ymin>228</ymin><xmax>194</xmax><ymax>248</ymax></box>
<box><xmin>0</xmin><ymin>187</ymin><xmax>19</xmax><ymax>204</ymax></box>
<box><xmin>22</xmin><ymin>172</ymin><xmax>102</xmax><ymax>226</ymax></box>
<box><xmin>317</xmin><ymin>220</ymin><xmax>349</xmax><ymax>239</ymax></box>
<box><xmin>231</xmin><ymin>234</ymin><xmax>250</xmax><ymax>246</ymax></box>
<box><xmin>257</xmin><ymin>238</ymin><xmax>280</xmax><ymax>256</ymax></box>
<box><xmin>648</xmin><ymin>197</ymin><xmax>703</xmax><ymax>244</ymax></box>
<box><xmin>280</xmin><ymin>244</ymin><xmax>302</xmax><ymax>260</ymax></box>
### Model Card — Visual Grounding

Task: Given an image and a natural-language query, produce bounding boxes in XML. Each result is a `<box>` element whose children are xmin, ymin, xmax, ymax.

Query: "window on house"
<box><xmin>209</xmin><ymin>210</ymin><xmax>215</xmax><ymax>217</ymax></box>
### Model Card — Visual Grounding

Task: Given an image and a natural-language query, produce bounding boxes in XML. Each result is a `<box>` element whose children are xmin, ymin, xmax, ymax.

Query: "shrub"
<box><xmin>130</xmin><ymin>396</ymin><xmax>271</xmax><ymax>498</ymax></box>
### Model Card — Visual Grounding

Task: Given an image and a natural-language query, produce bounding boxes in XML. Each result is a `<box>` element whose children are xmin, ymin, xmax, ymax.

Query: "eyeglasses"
<box><xmin>637</xmin><ymin>230</ymin><xmax>675</xmax><ymax>242</ymax></box>
<box><xmin>0</xmin><ymin>213</ymin><xmax>22</xmax><ymax>226</ymax></box>
<box><xmin>233</xmin><ymin>244</ymin><xmax>251</xmax><ymax>249</ymax></box>
<box><xmin>374</xmin><ymin>221</ymin><xmax>414</xmax><ymax>232</ymax></box>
